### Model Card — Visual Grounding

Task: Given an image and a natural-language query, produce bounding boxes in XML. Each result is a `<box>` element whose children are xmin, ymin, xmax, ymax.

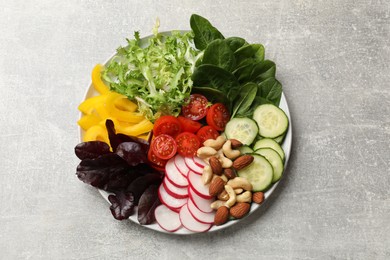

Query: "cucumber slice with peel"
<box><xmin>225</xmin><ymin>118</ymin><xmax>258</xmax><ymax>145</ymax></box>
<box><xmin>238</xmin><ymin>145</ymin><xmax>253</xmax><ymax>154</ymax></box>
<box><xmin>253</xmin><ymin>104</ymin><xmax>288</xmax><ymax>138</ymax></box>
<box><xmin>255</xmin><ymin>148</ymin><xmax>284</xmax><ymax>183</ymax></box>
<box><xmin>237</xmin><ymin>154</ymin><xmax>273</xmax><ymax>192</ymax></box>
<box><xmin>253</xmin><ymin>138</ymin><xmax>285</xmax><ymax>162</ymax></box>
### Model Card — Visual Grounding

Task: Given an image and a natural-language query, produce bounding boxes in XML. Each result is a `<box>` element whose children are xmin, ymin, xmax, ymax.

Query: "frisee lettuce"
<box><xmin>102</xmin><ymin>22</ymin><xmax>201</xmax><ymax>121</ymax></box>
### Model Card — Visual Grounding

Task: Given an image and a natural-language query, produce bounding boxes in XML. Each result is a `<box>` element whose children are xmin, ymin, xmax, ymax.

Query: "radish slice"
<box><xmin>187</xmin><ymin>198</ymin><xmax>215</xmax><ymax>224</ymax></box>
<box><xmin>179</xmin><ymin>204</ymin><xmax>212</xmax><ymax>232</ymax></box>
<box><xmin>193</xmin><ymin>156</ymin><xmax>207</xmax><ymax>167</ymax></box>
<box><xmin>165</xmin><ymin>158</ymin><xmax>188</xmax><ymax>188</ymax></box>
<box><xmin>155</xmin><ymin>204</ymin><xmax>182</xmax><ymax>232</ymax></box>
<box><xmin>174</xmin><ymin>154</ymin><xmax>190</xmax><ymax>177</ymax></box>
<box><xmin>158</xmin><ymin>184</ymin><xmax>187</xmax><ymax>210</ymax></box>
<box><xmin>188</xmin><ymin>171</ymin><xmax>213</xmax><ymax>199</ymax></box>
<box><xmin>188</xmin><ymin>187</ymin><xmax>214</xmax><ymax>213</ymax></box>
<box><xmin>163</xmin><ymin>177</ymin><xmax>188</xmax><ymax>199</ymax></box>
<box><xmin>184</xmin><ymin>157</ymin><xmax>203</xmax><ymax>174</ymax></box>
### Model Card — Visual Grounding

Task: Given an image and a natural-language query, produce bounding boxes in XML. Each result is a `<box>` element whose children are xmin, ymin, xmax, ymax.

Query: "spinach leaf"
<box><xmin>192</xmin><ymin>87</ymin><xmax>230</xmax><ymax>105</ymax></box>
<box><xmin>257</xmin><ymin>77</ymin><xmax>282</xmax><ymax>106</ymax></box>
<box><xmin>250</xmin><ymin>60</ymin><xmax>276</xmax><ymax>83</ymax></box>
<box><xmin>190</xmin><ymin>14</ymin><xmax>224</xmax><ymax>50</ymax></box>
<box><xmin>234</xmin><ymin>44</ymin><xmax>265</xmax><ymax>67</ymax></box>
<box><xmin>225</xmin><ymin>37</ymin><xmax>247</xmax><ymax>52</ymax></box>
<box><xmin>231</xmin><ymin>83</ymin><xmax>258</xmax><ymax>118</ymax></box>
<box><xmin>202</xmin><ymin>39</ymin><xmax>236</xmax><ymax>72</ymax></box>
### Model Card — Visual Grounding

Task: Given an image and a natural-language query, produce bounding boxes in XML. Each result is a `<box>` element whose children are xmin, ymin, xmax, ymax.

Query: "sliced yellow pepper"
<box><xmin>78</xmin><ymin>114</ymin><xmax>101</xmax><ymax>131</ymax></box>
<box><xmin>84</xmin><ymin>125</ymin><xmax>109</xmax><ymax>144</ymax></box>
<box><xmin>78</xmin><ymin>95</ymin><xmax>106</xmax><ymax>114</ymax></box>
<box><xmin>105</xmin><ymin>92</ymin><xmax>144</xmax><ymax>123</ymax></box>
<box><xmin>116</xmin><ymin>119</ymin><xmax>154</xmax><ymax>137</ymax></box>
<box><xmin>92</xmin><ymin>64</ymin><xmax>110</xmax><ymax>95</ymax></box>
<box><xmin>114</xmin><ymin>96</ymin><xmax>137</xmax><ymax>112</ymax></box>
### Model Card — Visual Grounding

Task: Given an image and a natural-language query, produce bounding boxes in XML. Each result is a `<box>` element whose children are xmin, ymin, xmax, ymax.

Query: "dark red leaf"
<box><xmin>115</xmin><ymin>142</ymin><xmax>148</xmax><ymax>166</ymax></box>
<box><xmin>127</xmin><ymin>174</ymin><xmax>162</xmax><ymax>204</ymax></box>
<box><xmin>108</xmin><ymin>191</ymin><xmax>135</xmax><ymax>220</ymax></box>
<box><xmin>74</xmin><ymin>141</ymin><xmax>111</xmax><ymax>160</ymax></box>
<box><xmin>137</xmin><ymin>185</ymin><xmax>160</xmax><ymax>225</ymax></box>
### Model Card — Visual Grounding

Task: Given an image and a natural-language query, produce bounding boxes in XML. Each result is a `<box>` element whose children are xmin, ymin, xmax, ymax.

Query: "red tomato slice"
<box><xmin>206</xmin><ymin>103</ymin><xmax>230</xmax><ymax>131</ymax></box>
<box><xmin>147</xmin><ymin>148</ymin><xmax>167</xmax><ymax>171</ymax></box>
<box><xmin>177</xmin><ymin>116</ymin><xmax>202</xmax><ymax>133</ymax></box>
<box><xmin>196</xmin><ymin>126</ymin><xmax>219</xmax><ymax>144</ymax></box>
<box><xmin>181</xmin><ymin>94</ymin><xmax>209</xmax><ymax>121</ymax></box>
<box><xmin>153</xmin><ymin>115</ymin><xmax>182</xmax><ymax>137</ymax></box>
<box><xmin>175</xmin><ymin>132</ymin><xmax>201</xmax><ymax>157</ymax></box>
<box><xmin>151</xmin><ymin>134</ymin><xmax>177</xmax><ymax>160</ymax></box>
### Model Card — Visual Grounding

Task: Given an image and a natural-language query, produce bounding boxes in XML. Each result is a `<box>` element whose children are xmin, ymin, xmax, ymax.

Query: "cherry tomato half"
<box><xmin>151</xmin><ymin>134</ymin><xmax>177</xmax><ymax>160</ymax></box>
<box><xmin>147</xmin><ymin>148</ymin><xmax>168</xmax><ymax>171</ymax></box>
<box><xmin>196</xmin><ymin>126</ymin><xmax>219</xmax><ymax>144</ymax></box>
<box><xmin>206</xmin><ymin>103</ymin><xmax>230</xmax><ymax>131</ymax></box>
<box><xmin>177</xmin><ymin>116</ymin><xmax>202</xmax><ymax>134</ymax></box>
<box><xmin>181</xmin><ymin>94</ymin><xmax>209</xmax><ymax>121</ymax></box>
<box><xmin>153</xmin><ymin>115</ymin><xmax>182</xmax><ymax>137</ymax></box>
<box><xmin>175</xmin><ymin>132</ymin><xmax>201</xmax><ymax>157</ymax></box>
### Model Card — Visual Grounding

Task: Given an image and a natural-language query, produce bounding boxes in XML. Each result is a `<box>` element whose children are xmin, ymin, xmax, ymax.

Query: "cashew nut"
<box><xmin>201</xmin><ymin>165</ymin><xmax>213</xmax><ymax>185</ymax></box>
<box><xmin>222</xmin><ymin>140</ymin><xmax>241</xmax><ymax>160</ymax></box>
<box><xmin>210</xmin><ymin>200</ymin><xmax>226</xmax><ymax>210</ymax></box>
<box><xmin>227</xmin><ymin>177</ymin><xmax>253</xmax><ymax>191</ymax></box>
<box><xmin>224</xmin><ymin>185</ymin><xmax>237</xmax><ymax>208</ymax></box>
<box><xmin>236</xmin><ymin>191</ymin><xmax>252</xmax><ymax>203</ymax></box>
<box><xmin>197</xmin><ymin>146</ymin><xmax>217</xmax><ymax>159</ymax></box>
<box><xmin>218</xmin><ymin>152</ymin><xmax>233</xmax><ymax>168</ymax></box>
<box><xmin>234</xmin><ymin>188</ymin><xmax>244</xmax><ymax>194</ymax></box>
<box><xmin>213</xmin><ymin>174</ymin><xmax>228</xmax><ymax>184</ymax></box>
<box><xmin>203</xmin><ymin>135</ymin><xmax>226</xmax><ymax>150</ymax></box>
<box><xmin>217</xmin><ymin>190</ymin><xmax>229</xmax><ymax>201</ymax></box>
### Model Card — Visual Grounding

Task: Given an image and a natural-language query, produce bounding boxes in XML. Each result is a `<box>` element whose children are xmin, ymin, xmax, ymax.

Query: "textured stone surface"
<box><xmin>0</xmin><ymin>0</ymin><xmax>389</xmax><ymax>259</ymax></box>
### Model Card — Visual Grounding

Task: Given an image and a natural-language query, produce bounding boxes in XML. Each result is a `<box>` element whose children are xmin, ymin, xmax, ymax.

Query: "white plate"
<box><xmin>79</xmin><ymin>32</ymin><xmax>292</xmax><ymax>235</ymax></box>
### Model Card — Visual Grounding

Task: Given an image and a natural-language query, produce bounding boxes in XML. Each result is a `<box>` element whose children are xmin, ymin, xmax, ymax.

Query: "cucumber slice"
<box><xmin>255</xmin><ymin>148</ymin><xmax>284</xmax><ymax>183</ymax></box>
<box><xmin>238</xmin><ymin>145</ymin><xmax>253</xmax><ymax>154</ymax></box>
<box><xmin>225</xmin><ymin>118</ymin><xmax>258</xmax><ymax>145</ymax></box>
<box><xmin>237</xmin><ymin>154</ymin><xmax>273</xmax><ymax>192</ymax></box>
<box><xmin>253</xmin><ymin>104</ymin><xmax>288</xmax><ymax>138</ymax></box>
<box><xmin>273</xmin><ymin>133</ymin><xmax>286</xmax><ymax>144</ymax></box>
<box><xmin>253</xmin><ymin>138</ymin><xmax>285</xmax><ymax>162</ymax></box>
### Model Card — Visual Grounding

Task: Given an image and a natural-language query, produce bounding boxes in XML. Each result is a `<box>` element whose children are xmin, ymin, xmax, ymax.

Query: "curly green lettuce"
<box><xmin>102</xmin><ymin>22</ymin><xmax>201</xmax><ymax>121</ymax></box>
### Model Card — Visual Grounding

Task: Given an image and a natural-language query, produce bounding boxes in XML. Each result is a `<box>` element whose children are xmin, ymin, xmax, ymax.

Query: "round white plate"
<box><xmin>79</xmin><ymin>32</ymin><xmax>292</xmax><ymax>235</ymax></box>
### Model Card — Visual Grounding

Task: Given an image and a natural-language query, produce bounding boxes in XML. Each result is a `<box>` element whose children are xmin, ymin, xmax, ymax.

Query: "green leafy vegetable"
<box><xmin>190</xmin><ymin>14</ymin><xmax>224</xmax><ymax>50</ymax></box>
<box><xmin>102</xmin><ymin>25</ymin><xmax>201</xmax><ymax>121</ymax></box>
<box><xmin>202</xmin><ymin>39</ymin><xmax>236</xmax><ymax>72</ymax></box>
<box><xmin>231</xmin><ymin>83</ymin><xmax>258</xmax><ymax>118</ymax></box>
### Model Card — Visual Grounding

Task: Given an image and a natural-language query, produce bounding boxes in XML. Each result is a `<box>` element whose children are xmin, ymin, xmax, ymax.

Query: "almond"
<box><xmin>217</xmin><ymin>190</ymin><xmax>229</xmax><ymax>201</ymax></box>
<box><xmin>223</xmin><ymin>168</ymin><xmax>236</xmax><ymax>179</ymax></box>
<box><xmin>233</xmin><ymin>155</ymin><xmax>254</xmax><ymax>171</ymax></box>
<box><xmin>214</xmin><ymin>206</ymin><xmax>229</xmax><ymax>226</ymax></box>
<box><xmin>252</xmin><ymin>192</ymin><xmax>264</xmax><ymax>204</ymax></box>
<box><xmin>230</xmin><ymin>139</ymin><xmax>243</xmax><ymax>149</ymax></box>
<box><xmin>209</xmin><ymin>156</ymin><xmax>223</xmax><ymax>175</ymax></box>
<box><xmin>209</xmin><ymin>176</ymin><xmax>225</xmax><ymax>197</ymax></box>
<box><xmin>229</xmin><ymin>202</ymin><xmax>250</xmax><ymax>219</ymax></box>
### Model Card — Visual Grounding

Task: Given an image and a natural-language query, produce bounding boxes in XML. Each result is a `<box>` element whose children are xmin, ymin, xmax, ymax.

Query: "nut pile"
<box><xmin>196</xmin><ymin>135</ymin><xmax>264</xmax><ymax>226</ymax></box>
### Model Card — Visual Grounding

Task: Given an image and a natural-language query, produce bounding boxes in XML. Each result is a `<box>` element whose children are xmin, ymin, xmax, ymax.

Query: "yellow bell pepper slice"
<box><xmin>92</xmin><ymin>64</ymin><xmax>110</xmax><ymax>95</ymax></box>
<box><xmin>84</xmin><ymin>125</ymin><xmax>109</xmax><ymax>144</ymax></box>
<box><xmin>116</xmin><ymin>119</ymin><xmax>154</xmax><ymax>137</ymax></box>
<box><xmin>78</xmin><ymin>95</ymin><xmax>106</xmax><ymax>114</ymax></box>
<box><xmin>114</xmin><ymin>96</ymin><xmax>137</xmax><ymax>112</ymax></box>
<box><xmin>78</xmin><ymin>114</ymin><xmax>101</xmax><ymax>131</ymax></box>
<box><xmin>105</xmin><ymin>92</ymin><xmax>144</xmax><ymax>123</ymax></box>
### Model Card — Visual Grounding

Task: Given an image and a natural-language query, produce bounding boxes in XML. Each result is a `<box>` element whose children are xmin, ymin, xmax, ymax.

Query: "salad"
<box><xmin>74</xmin><ymin>14</ymin><xmax>290</xmax><ymax>233</ymax></box>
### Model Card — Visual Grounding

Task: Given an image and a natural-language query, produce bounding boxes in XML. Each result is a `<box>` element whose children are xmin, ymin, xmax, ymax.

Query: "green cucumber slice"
<box><xmin>225</xmin><ymin>118</ymin><xmax>258</xmax><ymax>145</ymax></box>
<box><xmin>237</xmin><ymin>154</ymin><xmax>273</xmax><ymax>192</ymax></box>
<box><xmin>238</xmin><ymin>145</ymin><xmax>253</xmax><ymax>154</ymax></box>
<box><xmin>253</xmin><ymin>104</ymin><xmax>288</xmax><ymax>138</ymax></box>
<box><xmin>253</xmin><ymin>138</ymin><xmax>285</xmax><ymax>162</ymax></box>
<box><xmin>255</xmin><ymin>148</ymin><xmax>284</xmax><ymax>183</ymax></box>
<box><xmin>273</xmin><ymin>133</ymin><xmax>286</xmax><ymax>144</ymax></box>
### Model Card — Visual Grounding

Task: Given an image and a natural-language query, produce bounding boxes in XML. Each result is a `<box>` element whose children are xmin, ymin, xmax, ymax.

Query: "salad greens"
<box><xmin>102</xmin><ymin>14</ymin><xmax>283</xmax><ymax>121</ymax></box>
<box><xmin>102</xmin><ymin>21</ymin><xmax>201</xmax><ymax>121</ymax></box>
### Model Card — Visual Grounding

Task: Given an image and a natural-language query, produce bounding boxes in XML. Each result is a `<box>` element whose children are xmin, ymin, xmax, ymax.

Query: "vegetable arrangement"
<box><xmin>74</xmin><ymin>14</ymin><xmax>290</xmax><ymax>233</ymax></box>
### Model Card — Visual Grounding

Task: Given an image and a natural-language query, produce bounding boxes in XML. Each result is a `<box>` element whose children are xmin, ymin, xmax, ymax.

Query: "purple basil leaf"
<box><xmin>127</xmin><ymin>174</ymin><xmax>162</xmax><ymax>204</ymax></box>
<box><xmin>76</xmin><ymin>153</ymin><xmax>131</xmax><ymax>192</ymax></box>
<box><xmin>137</xmin><ymin>185</ymin><xmax>160</xmax><ymax>225</ymax></box>
<box><xmin>74</xmin><ymin>141</ymin><xmax>111</xmax><ymax>160</ymax></box>
<box><xmin>105</xmin><ymin>119</ymin><xmax>149</xmax><ymax>152</ymax></box>
<box><xmin>108</xmin><ymin>191</ymin><xmax>135</xmax><ymax>220</ymax></box>
<box><xmin>115</xmin><ymin>142</ymin><xmax>147</xmax><ymax>166</ymax></box>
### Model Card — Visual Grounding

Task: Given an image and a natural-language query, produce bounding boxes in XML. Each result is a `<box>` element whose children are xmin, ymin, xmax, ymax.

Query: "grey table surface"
<box><xmin>0</xmin><ymin>0</ymin><xmax>389</xmax><ymax>259</ymax></box>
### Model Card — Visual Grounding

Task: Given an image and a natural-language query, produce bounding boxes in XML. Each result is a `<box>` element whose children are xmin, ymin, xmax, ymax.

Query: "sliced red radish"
<box><xmin>174</xmin><ymin>154</ymin><xmax>190</xmax><ymax>177</ymax></box>
<box><xmin>187</xmin><ymin>198</ymin><xmax>215</xmax><ymax>224</ymax></box>
<box><xmin>165</xmin><ymin>158</ymin><xmax>188</xmax><ymax>188</ymax></box>
<box><xmin>158</xmin><ymin>184</ymin><xmax>187</xmax><ymax>211</ymax></box>
<box><xmin>154</xmin><ymin>204</ymin><xmax>182</xmax><ymax>232</ymax></box>
<box><xmin>163</xmin><ymin>177</ymin><xmax>188</xmax><ymax>199</ymax></box>
<box><xmin>193</xmin><ymin>156</ymin><xmax>207</xmax><ymax>167</ymax></box>
<box><xmin>188</xmin><ymin>187</ymin><xmax>214</xmax><ymax>213</ymax></box>
<box><xmin>179</xmin><ymin>204</ymin><xmax>212</xmax><ymax>232</ymax></box>
<box><xmin>188</xmin><ymin>171</ymin><xmax>213</xmax><ymax>199</ymax></box>
<box><xmin>184</xmin><ymin>157</ymin><xmax>203</xmax><ymax>174</ymax></box>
